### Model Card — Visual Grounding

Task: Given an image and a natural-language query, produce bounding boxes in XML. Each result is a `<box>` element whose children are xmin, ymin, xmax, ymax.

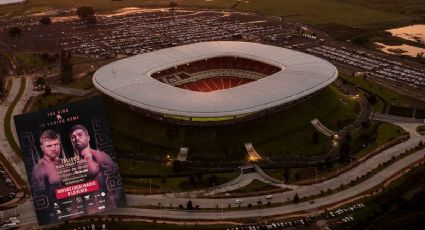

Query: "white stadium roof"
<box><xmin>93</xmin><ymin>41</ymin><xmax>338</xmax><ymax>118</ymax></box>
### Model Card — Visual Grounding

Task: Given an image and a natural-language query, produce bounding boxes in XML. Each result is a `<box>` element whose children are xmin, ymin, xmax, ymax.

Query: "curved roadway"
<box><xmin>1</xmin><ymin>77</ymin><xmax>424</xmax><ymax>225</ymax></box>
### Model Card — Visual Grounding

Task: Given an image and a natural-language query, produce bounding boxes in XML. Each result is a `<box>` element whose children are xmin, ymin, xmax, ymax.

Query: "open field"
<box><xmin>30</xmin><ymin>73</ymin><xmax>93</xmax><ymax>111</ymax></box>
<box><xmin>349</xmin><ymin>121</ymin><xmax>406</xmax><ymax>158</ymax></box>
<box><xmin>338</xmin><ymin>72</ymin><xmax>425</xmax><ymax>110</ymax></box>
<box><xmin>227</xmin><ymin>179</ymin><xmax>278</xmax><ymax>194</ymax></box>
<box><xmin>0</xmin><ymin>0</ymin><xmax>409</xmax><ymax>26</ymax></box>
<box><xmin>337</xmin><ymin>0</ymin><xmax>425</xmax><ymax>17</ymax></box>
<box><xmin>264</xmin><ymin>121</ymin><xmax>405</xmax><ymax>183</ymax></box>
<box><xmin>122</xmin><ymin>170</ymin><xmax>239</xmax><ymax>194</ymax></box>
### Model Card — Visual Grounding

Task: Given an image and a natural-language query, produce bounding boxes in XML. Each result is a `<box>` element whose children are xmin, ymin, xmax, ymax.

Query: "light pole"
<box><xmin>282</xmin><ymin>187</ymin><xmax>284</xmax><ymax>209</ymax></box>
<box><xmin>212</xmin><ymin>182</ymin><xmax>215</xmax><ymax>199</ymax></box>
<box><xmin>221</xmin><ymin>202</ymin><xmax>224</xmax><ymax>221</ymax></box>
<box><xmin>315</xmin><ymin>168</ymin><xmax>319</xmax><ymax>184</ymax></box>
<box><xmin>159</xmin><ymin>203</ymin><xmax>162</xmax><ymax>219</ymax></box>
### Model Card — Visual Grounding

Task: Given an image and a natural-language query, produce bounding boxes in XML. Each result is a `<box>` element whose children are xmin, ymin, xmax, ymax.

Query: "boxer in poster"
<box><xmin>14</xmin><ymin>97</ymin><xmax>126</xmax><ymax>225</ymax></box>
<box><xmin>69</xmin><ymin>124</ymin><xmax>123</xmax><ymax>212</ymax></box>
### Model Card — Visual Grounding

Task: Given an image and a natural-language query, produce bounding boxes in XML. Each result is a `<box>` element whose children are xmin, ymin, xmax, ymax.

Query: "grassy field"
<box><xmin>117</xmin><ymin>159</ymin><xmax>174</xmax><ymax>177</ymax></box>
<box><xmin>30</xmin><ymin>82</ymin><xmax>356</xmax><ymax>162</ymax></box>
<box><xmin>336</xmin><ymin>0</ymin><xmax>425</xmax><ymax>17</ymax></box>
<box><xmin>30</xmin><ymin>74</ymin><xmax>93</xmax><ymax>111</ymax></box>
<box><xmin>122</xmin><ymin>170</ymin><xmax>239</xmax><ymax>193</ymax></box>
<box><xmin>338</xmin><ymin>73</ymin><xmax>425</xmax><ymax>112</ymax></box>
<box><xmin>415</xmin><ymin>109</ymin><xmax>425</xmax><ymax>119</ymax></box>
<box><xmin>0</xmin><ymin>0</ymin><xmax>409</xmax><ymax>26</ymax></box>
<box><xmin>105</xmin><ymin>85</ymin><xmax>357</xmax><ymax>162</ymax></box>
<box><xmin>14</xmin><ymin>51</ymin><xmax>52</xmax><ymax>72</ymax></box>
<box><xmin>388</xmin><ymin>105</ymin><xmax>414</xmax><ymax>117</ymax></box>
<box><xmin>226</xmin><ymin>179</ymin><xmax>278</xmax><ymax>194</ymax></box>
<box><xmin>350</xmin><ymin>121</ymin><xmax>406</xmax><ymax>158</ymax></box>
<box><xmin>264</xmin><ymin>121</ymin><xmax>405</xmax><ymax>183</ymax></box>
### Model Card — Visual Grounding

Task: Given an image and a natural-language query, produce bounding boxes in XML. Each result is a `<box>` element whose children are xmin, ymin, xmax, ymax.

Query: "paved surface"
<box><xmin>11</xmin><ymin>75</ymin><xmax>35</xmax><ymax>144</ymax></box>
<box><xmin>6</xmin><ymin>120</ymin><xmax>424</xmax><ymax>227</ymax></box>
<box><xmin>0</xmin><ymin>77</ymin><xmax>27</xmax><ymax>183</ymax></box>
<box><xmin>49</xmin><ymin>85</ymin><xmax>91</xmax><ymax>96</ymax></box>
<box><xmin>372</xmin><ymin>113</ymin><xmax>423</xmax><ymax>123</ymax></box>
<box><xmin>0</xmin><ymin>77</ymin><xmax>424</xmax><ymax>226</ymax></box>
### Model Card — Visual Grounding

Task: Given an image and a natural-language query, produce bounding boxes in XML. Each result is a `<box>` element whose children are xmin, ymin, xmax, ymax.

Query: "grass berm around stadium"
<box><xmin>106</xmin><ymin>85</ymin><xmax>357</xmax><ymax>162</ymax></box>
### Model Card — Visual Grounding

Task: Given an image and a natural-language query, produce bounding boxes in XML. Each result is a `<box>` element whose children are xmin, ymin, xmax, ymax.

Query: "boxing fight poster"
<box><xmin>14</xmin><ymin>97</ymin><xmax>126</xmax><ymax>225</ymax></box>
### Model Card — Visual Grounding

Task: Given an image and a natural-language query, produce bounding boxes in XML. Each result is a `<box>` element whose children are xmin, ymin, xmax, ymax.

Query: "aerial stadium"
<box><xmin>93</xmin><ymin>41</ymin><xmax>338</xmax><ymax>123</ymax></box>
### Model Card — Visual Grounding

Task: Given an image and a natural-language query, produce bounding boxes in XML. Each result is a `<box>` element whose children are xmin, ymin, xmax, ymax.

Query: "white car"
<box><xmin>265</xmin><ymin>195</ymin><xmax>272</xmax><ymax>199</ymax></box>
<box><xmin>235</xmin><ymin>199</ymin><xmax>242</xmax><ymax>204</ymax></box>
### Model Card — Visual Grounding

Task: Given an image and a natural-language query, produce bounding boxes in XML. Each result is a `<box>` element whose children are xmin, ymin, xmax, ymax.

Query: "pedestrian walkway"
<box><xmin>50</xmin><ymin>84</ymin><xmax>91</xmax><ymax>96</ymax></box>
<box><xmin>311</xmin><ymin>118</ymin><xmax>337</xmax><ymax>137</ymax></box>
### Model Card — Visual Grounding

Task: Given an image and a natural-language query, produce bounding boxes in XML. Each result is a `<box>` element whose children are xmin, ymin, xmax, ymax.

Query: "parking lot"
<box><xmin>0</xmin><ymin>165</ymin><xmax>17</xmax><ymax>205</ymax></box>
<box><xmin>1</xmin><ymin>10</ymin><xmax>289</xmax><ymax>58</ymax></box>
<box><xmin>305</xmin><ymin>45</ymin><xmax>424</xmax><ymax>88</ymax></box>
<box><xmin>0</xmin><ymin>7</ymin><xmax>423</xmax><ymax>92</ymax></box>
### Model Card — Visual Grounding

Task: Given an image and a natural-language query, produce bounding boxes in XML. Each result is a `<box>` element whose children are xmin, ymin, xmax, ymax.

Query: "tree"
<box><xmin>189</xmin><ymin>174</ymin><xmax>196</xmax><ymax>184</ymax></box>
<box><xmin>345</xmin><ymin>133</ymin><xmax>352</xmax><ymax>142</ymax></box>
<box><xmin>60</xmin><ymin>50</ymin><xmax>73</xmax><ymax>84</ymax></box>
<box><xmin>35</xmin><ymin>77</ymin><xmax>45</xmax><ymax>86</ymax></box>
<box><xmin>40</xmin><ymin>16</ymin><xmax>51</xmax><ymax>25</ymax></box>
<box><xmin>351</xmin><ymin>35</ymin><xmax>369</xmax><ymax>44</ymax></box>
<box><xmin>77</xmin><ymin>6</ymin><xmax>96</xmax><ymax>23</ymax></box>
<box><xmin>325</xmin><ymin>157</ymin><xmax>333</xmax><ymax>169</ymax></box>
<box><xmin>172</xmin><ymin>160</ymin><xmax>181</xmax><ymax>173</ymax></box>
<box><xmin>294</xmin><ymin>172</ymin><xmax>300</xmax><ymax>181</ymax></box>
<box><xmin>208</xmin><ymin>174</ymin><xmax>218</xmax><ymax>186</ymax></box>
<box><xmin>312</xmin><ymin>132</ymin><xmax>319</xmax><ymax>144</ymax></box>
<box><xmin>186</xmin><ymin>200</ymin><xmax>193</xmax><ymax>210</ymax></box>
<box><xmin>339</xmin><ymin>141</ymin><xmax>351</xmax><ymax>162</ymax></box>
<box><xmin>8</xmin><ymin>27</ymin><xmax>21</xmax><ymax>37</ymax></box>
<box><xmin>366</xmin><ymin>95</ymin><xmax>378</xmax><ymax>105</ymax></box>
<box><xmin>361</xmin><ymin>120</ymin><xmax>371</xmax><ymax>129</ymax></box>
<box><xmin>44</xmin><ymin>85</ymin><xmax>51</xmax><ymax>96</ymax></box>
<box><xmin>169</xmin><ymin>1</ymin><xmax>178</xmax><ymax>9</ymax></box>
<box><xmin>196</xmin><ymin>171</ymin><xmax>203</xmax><ymax>181</ymax></box>
<box><xmin>282</xmin><ymin>168</ymin><xmax>290</xmax><ymax>183</ymax></box>
<box><xmin>293</xmin><ymin>193</ymin><xmax>299</xmax><ymax>203</ymax></box>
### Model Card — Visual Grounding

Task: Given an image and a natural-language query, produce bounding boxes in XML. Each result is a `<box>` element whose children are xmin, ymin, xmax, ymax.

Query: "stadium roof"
<box><xmin>93</xmin><ymin>41</ymin><xmax>338</xmax><ymax>118</ymax></box>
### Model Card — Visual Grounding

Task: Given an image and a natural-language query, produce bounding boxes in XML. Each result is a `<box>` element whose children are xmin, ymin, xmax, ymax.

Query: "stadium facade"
<box><xmin>93</xmin><ymin>41</ymin><xmax>338</xmax><ymax>123</ymax></box>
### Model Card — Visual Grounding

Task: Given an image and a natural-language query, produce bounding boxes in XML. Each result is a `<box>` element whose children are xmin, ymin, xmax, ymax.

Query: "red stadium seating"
<box><xmin>151</xmin><ymin>56</ymin><xmax>280</xmax><ymax>92</ymax></box>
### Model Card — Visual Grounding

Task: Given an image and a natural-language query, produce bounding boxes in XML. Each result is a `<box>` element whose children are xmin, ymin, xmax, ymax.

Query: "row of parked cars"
<box><xmin>325</xmin><ymin>203</ymin><xmax>365</xmax><ymax>218</ymax></box>
<box><xmin>226</xmin><ymin>203</ymin><xmax>365</xmax><ymax>230</ymax></box>
<box><xmin>0</xmin><ymin>216</ymin><xmax>20</xmax><ymax>229</ymax></box>
<box><xmin>0</xmin><ymin>165</ymin><xmax>17</xmax><ymax>203</ymax></box>
<box><xmin>69</xmin><ymin>223</ymin><xmax>107</xmax><ymax>230</ymax></box>
<box><xmin>226</xmin><ymin>216</ymin><xmax>315</xmax><ymax>230</ymax></box>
